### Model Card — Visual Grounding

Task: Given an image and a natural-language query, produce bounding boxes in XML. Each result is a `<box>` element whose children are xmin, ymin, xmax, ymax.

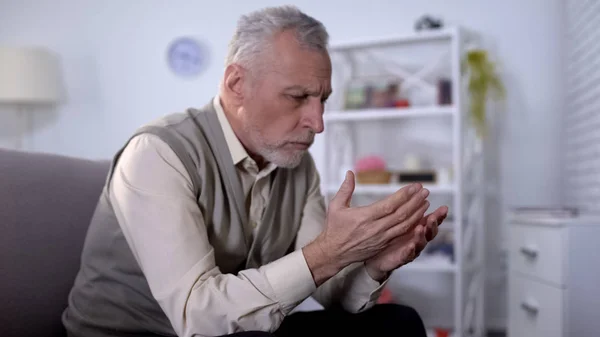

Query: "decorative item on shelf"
<box><xmin>435</xmin><ymin>167</ymin><xmax>452</xmax><ymax>185</ymax></box>
<box><xmin>414</xmin><ymin>15</ymin><xmax>444</xmax><ymax>31</ymax></box>
<box><xmin>397</xmin><ymin>170</ymin><xmax>437</xmax><ymax>184</ymax></box>
<box><xmin>343</xmin><ymin>77</ymin><xmax>407</xmax><ymax>110</ymax></box>
<box><xmin>437</xmin><ymin>78</ymin><xmax>452</xmax><ymax>105</ymax></box>
<box><xmin>376</xmin><ymin>287</ymin><xmax>394</xmax><ymax>304</ymax></box>
<box><xmin>395</xmin><ymin>153</ymin><xmax>437</xmax><ymax>184</ymax></box>
<box><xmin>383</xmin><ymin>82</ymin><xmax>401</xmax><ymax>108</ymax></box>
<box><xmin>365</xmin><ymin>81</ymin><xmax>398</xmax><ymax>108</ymax></box>
<box><xmin>343</xmin><ymin>82</ymin><xmax>367</xmax><ymax>110</ymax></box>
<box><xmin>394</xmin><ymin>99</ymin><xmax>410</xmax><ymax>108</ymax></box>
<box><xmin>355</xmin><ymin>155</ymin><xmax>392</xmax><ymax>184</ymax></box>
<box><xmin>403</xmin><ymin>153</ymin><xmax>422</xmax><ymax>171</ymax></box>
<box><xmin>434</xmin><ymin>328</ymin><xmax>451</xmax><ymax>337</ymax></box>
<box><xmin>462</xmin><ymin>49</ymin><xmax>505</xmax><ymax>137</ymax></box>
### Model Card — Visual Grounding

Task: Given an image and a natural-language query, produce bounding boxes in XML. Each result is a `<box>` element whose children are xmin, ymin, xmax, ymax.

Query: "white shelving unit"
<box><xmin>322</xmin><ymin>27</ymin><xmax>486</xmax><ymax>337</ymax></box>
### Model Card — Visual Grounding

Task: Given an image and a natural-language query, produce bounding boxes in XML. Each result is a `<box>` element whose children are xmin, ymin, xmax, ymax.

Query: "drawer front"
<box><xmin>509</xmin><ymin>223</ymin><xmax>566</xmax><ymax>286</ymax></box>
<box><xmin>508</xmin><ymin>274</ymin><xmax>564</xmax><ymax>337</ymax></box>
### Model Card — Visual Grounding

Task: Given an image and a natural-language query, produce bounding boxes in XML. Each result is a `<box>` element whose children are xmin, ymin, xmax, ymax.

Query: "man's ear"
<box><xmin>223</xmin><ymin>64</ymin><xmax>245</xmax><ymax>103</ymax></box>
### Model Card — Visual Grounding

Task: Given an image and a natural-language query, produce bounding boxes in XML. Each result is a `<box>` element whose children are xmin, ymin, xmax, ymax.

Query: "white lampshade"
<box><xmin>0</xmin><ymin>47</ymin><xmax>66</xmax><ymax>105</ymax></box>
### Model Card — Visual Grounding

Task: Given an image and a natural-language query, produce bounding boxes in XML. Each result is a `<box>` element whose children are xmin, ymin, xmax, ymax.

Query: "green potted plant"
<box><xmin>462</xmin><ymin>49</ymin><xmax>505</xmax><ymax>138</ymax></box>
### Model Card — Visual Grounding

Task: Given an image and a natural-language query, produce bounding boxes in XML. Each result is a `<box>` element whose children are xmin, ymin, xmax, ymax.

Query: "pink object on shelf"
<box><xmin>435</xmin><ymin>328</ymin><xmax>450</xmax><ymax>337</ymax></box>
<box><xmin>377</xmin><ymin>287</ymin><xmax>394</xmax><ymax>304</ymax></box>
<box><xmin>355</xmin><ymin>155</ymin><xmax>386</xmax><ymax>172</ymax></box>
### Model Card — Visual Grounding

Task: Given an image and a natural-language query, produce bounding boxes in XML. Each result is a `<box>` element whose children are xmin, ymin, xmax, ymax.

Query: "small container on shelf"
<box><xmin>356</xmin><ymin>170</ymin><xmax>392</xmax><ymax>184</ymax></box>
<box><xmin>342</xmin><ymin>77</ymin><xmax>405</xmax><ymax>110</ymax></box>
<box><xmin>355</xmin><ymin>155</ymin><xmax>392</xmax><ymax>185</ymax></box>
<box><xmin>394</xmin><ymin>99</ymin><xmax>411</xmax><ymax>108</ymax></box>
<box><xmin>437</xmin><ymin>78</ymin><xmax>452</xmax><ymax>105</ymax></box>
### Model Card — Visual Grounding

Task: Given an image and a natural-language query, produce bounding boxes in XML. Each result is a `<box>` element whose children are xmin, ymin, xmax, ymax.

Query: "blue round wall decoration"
<box><xmin>167</xmin><ymin>37</ymin><xmax>209</xmax><ymax>78</ymax></box>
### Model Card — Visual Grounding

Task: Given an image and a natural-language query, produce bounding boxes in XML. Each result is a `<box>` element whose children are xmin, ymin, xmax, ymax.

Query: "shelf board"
<box><xmin>325</xmin><ymin>183</ymin><xmax>455</xmax><ymax>195</ymax></box>
<box><xmin>324</xmin><ymin>105</ymin><xmax>455</xmax><ymax>122</ymax></box>
<box><xmin>328</xmin><ymin>27</ymin><xmax>458</xmax><ymax>52</ymax></box>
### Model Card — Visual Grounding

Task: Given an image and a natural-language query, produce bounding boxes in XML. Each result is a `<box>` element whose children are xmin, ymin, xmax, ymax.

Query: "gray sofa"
<box><xmin>0</xmin><ymin>148</ymin><xmax>110</xmax><ymax>337</ymax></box>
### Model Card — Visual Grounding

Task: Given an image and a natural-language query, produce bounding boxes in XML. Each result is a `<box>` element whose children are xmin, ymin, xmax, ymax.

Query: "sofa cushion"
<box><xmin>0</xmin><ymin>149</ymin><xmax>109</xmax><ymax>337</ymax></box>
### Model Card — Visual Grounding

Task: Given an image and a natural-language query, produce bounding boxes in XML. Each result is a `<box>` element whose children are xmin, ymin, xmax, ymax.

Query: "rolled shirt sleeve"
<box><xmin>109</xmin><ymin>134</ymin><xmax>317</xmax><ymax>337</ymax></box>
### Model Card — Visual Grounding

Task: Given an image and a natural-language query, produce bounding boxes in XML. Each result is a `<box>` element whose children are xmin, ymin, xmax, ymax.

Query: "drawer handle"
<box><xmin>519</xmin><ymin>246</ymin><xmax>538</xmax><ymax>258</ymax></box>
<box><xmin>520</xmin><ymin>299</ymin><xmax>539</xmax><ymax>314</ymax></box>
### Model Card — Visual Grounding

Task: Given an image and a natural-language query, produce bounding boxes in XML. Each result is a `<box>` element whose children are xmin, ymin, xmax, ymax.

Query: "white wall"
<box><xmin>0</xmin><ymin>0</ymin><xmax>563</xmax><ymax>330</ymax></box>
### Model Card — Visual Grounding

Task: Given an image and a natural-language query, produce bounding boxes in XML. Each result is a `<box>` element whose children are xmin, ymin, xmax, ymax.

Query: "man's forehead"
<box><xmin>266</xmin><ymin>55</ymin><xmax>331</xmax><ymax>92</ymax></box>
<box><xmin>259</xmin><ymin>30</ymin><xmax>332</xmax><ymax>91</ymax></box>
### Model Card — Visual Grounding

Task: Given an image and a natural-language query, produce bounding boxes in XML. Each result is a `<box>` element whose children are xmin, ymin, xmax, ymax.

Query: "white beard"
<box><xmin>243</xmin><ymin>120</ymin><xmax>313</xmax><ymax>168</ymax></box>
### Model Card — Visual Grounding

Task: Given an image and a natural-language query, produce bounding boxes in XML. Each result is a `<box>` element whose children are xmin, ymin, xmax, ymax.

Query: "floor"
<box><xmin>425</xmin><ymin>330</ymin><xmax>506</xmax><ymax>337</ymax></box>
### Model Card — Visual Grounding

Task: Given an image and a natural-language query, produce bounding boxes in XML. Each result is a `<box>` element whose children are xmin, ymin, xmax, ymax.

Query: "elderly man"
<box><xmin>62</xmin><ymin>5</ymin><xmax>448</xmax><ymax>337</ymax></box>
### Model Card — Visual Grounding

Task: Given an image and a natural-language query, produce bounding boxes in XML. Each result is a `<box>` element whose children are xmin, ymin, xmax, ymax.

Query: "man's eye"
<box><xmin>291</xmin><ymin>94</ymin><xmax>308</xmax><ymax>101</ymax></box>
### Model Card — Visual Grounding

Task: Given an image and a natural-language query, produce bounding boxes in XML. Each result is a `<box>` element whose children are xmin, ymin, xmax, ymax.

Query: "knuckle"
<box><xmin>382</xmin><ymin>203</ymin><xmax>395</xmax><ymax>215</ymax></box>
<box><xmin>398</xmin><ymin>192</ymin><xmax>409</xmax><ymax>204</ymax></box>
<box><xmin>394</xmin><ymin>223</ymin><xmax>408</xmax><ymax>236</ymax></box>
<box><xmin>396</xmin><ymin>209</ymin><xmax>408</xmax><ymax>222</ymax></box>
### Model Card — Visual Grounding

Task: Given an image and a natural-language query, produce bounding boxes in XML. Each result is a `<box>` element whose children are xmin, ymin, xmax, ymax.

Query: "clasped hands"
<box><xmin>313</xmin><ymin>171</ymin><xmax>448</xmax><ymax>283</ymax></box>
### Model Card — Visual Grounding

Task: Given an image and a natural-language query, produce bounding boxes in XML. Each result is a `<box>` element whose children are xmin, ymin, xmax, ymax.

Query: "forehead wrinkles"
<box><xmin>252</xmin><ymin>47</ymin><xmax>331</xmax><ymax>94</ymax></box>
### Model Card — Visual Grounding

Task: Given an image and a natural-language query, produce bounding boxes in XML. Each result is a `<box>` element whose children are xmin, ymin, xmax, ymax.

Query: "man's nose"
<box><xmin>303</xmin><ymin>99</ymin><xmax>325</xmax><ymax>133</ymax></box>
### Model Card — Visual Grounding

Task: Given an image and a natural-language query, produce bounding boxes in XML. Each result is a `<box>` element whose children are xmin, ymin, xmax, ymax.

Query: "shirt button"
<box><xmin>251</xmin><ymin>221</ymin><xmax>257</xmax><ymax>228</ymax></box>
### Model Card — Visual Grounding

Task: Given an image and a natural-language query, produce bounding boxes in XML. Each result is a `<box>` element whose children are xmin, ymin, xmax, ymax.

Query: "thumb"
<box><xmin>330</xmin><ymin>170</ymin><xmax>355</xmax><ymax>209</ymax></box>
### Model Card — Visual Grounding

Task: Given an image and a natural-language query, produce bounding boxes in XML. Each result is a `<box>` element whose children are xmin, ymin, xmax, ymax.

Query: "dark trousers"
<box><xmin>221</xmin><ymin>304</ymin><xmax>427</xmax><ymax>337</ymax></box>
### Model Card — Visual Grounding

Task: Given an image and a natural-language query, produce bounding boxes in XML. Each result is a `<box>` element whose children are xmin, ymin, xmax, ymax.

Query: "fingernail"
<box><xmin>420</xmin><ymin>189</ymin><xmax>429</xmax><ymax>197</ymax></box>
<box><xmin>409</xmin><ymin>184</ymin><xmax>416</xmax><ymax>194</ymax></box>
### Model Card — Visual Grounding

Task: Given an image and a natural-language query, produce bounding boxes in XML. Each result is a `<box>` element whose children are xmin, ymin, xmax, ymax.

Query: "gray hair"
<box><xmin>225</xmin><ymin>5</ymin><xmax>329</xmax><ymax>69</ymax></box>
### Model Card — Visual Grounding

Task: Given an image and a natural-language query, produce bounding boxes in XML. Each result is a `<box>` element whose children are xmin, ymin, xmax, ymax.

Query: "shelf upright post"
<box><xmin>450</xmin><ymin>27</ymin><xmax>465</xmax><ymax>337</ymax></box>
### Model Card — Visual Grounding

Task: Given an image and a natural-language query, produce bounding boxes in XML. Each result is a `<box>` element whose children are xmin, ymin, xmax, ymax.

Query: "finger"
<box><xmin>395</xmin><ymin>242</ymin><xmax>416</xmax><ymax>265</ymax></box>
<box><xmin>425</xmin><ymin>221</ymin><xmax>437</xmax><ymax>241</ymax></box>
<box><xmin>383</xmin><ymin>200</ymin><xmax>430</xmax><ymax>239</ymax></box>
<box><xmin>414</xmin><ymin>225</ymin><xmax>428</xmax><ymax>254</ymax></box>
<box><xmin>364</xmin><ymin>183</ymin><xmax>423</xmax><ymax>220</ymax></box>
<box><xmin>375</xmin><ymin>187</ymin><xmax>430</xmax><ymax>230</ymax></box>
<box><xmin>417</xmin><ymin>215</ymin><xmax>428</xmax><ymax>227</ymax></box>
<box><xmin>426</xmin><ymin>205</ymin><xmax>448</xmax><ymax>223</ymax></box>
<box><xmin>407</xmin><ymin>240</ymin><xmax>419</xmax><ymax>263</ymax></box>
<box><xmin>435</xmin><ymin>206</ymin><xmax>449</xmax><ymax>221</ymax></box>
<box><xmin>329</xmin><ymin>171</ymin><xmax>355</xmax><ymax>210</ymax></box>
<box><xmin>424</xmin><ymin>212</ymin><xmax>440</xmax><ymax>241</ymax></box>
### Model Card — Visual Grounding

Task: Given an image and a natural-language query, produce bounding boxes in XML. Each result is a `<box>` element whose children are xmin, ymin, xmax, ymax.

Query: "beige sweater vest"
<box><xmin>62</xmin><ymin>101</ymin><xmax>315</xmax><ymax>337</ymax></box>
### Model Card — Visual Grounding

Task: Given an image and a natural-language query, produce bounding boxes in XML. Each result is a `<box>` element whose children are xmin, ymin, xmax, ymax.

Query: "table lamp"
<box><xmin>0</xmin><ymin>46</ymin><xmax>66</xmax><ymax>150</ymax></box>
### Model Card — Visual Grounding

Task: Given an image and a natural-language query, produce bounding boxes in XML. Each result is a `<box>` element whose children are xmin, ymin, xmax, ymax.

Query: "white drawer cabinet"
<box><xmin>509</xmin><ymin>224</ymin><xmax>567</xmax><ymax>286</ymax></box>
<box><xmin>508</xmin><ymin>216</ymin><xmax>600</xmax><ymax>337</ymax></box>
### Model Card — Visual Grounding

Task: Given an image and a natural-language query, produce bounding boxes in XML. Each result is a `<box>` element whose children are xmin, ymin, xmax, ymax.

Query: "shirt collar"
<box><xmin>213</xmin><ymin>96</ymin><xmax>250</xmax><ymax>165</ymax></box>
<box><xmin>213</xmin><ymin>96</ymin><xmax>279</xmax><ymax>176</ymax></box>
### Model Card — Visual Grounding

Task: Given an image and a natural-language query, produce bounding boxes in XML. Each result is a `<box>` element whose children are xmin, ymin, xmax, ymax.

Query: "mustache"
<box><xmin>286</xmin><ymin>132</ymin><xmax>315</xmax><ymax>144</ymax></box>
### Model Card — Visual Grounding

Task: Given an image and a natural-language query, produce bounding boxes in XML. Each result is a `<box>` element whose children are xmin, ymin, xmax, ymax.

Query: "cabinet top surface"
<box><xmin>510</xmin><ymin>214</ymin><xmax>600</xmax><ymax>227</ymax></box>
